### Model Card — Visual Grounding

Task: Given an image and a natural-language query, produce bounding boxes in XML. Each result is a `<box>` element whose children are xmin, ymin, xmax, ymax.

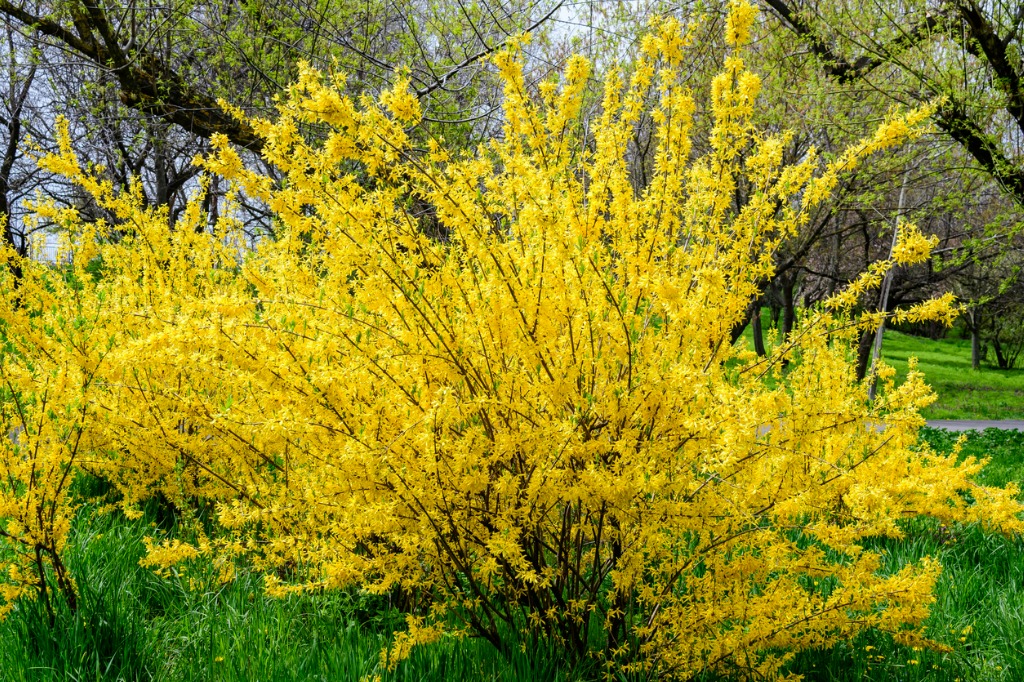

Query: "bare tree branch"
<box><xmin>0</xmin><ymin>0</ymin><xmax>264</xmax><ymax>150</ymax></box>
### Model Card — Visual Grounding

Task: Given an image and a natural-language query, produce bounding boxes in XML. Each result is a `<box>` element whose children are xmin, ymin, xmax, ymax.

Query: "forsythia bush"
<box><xmin>2</xmin><ymin>2</ymin><xmax>1022</xmax><ymax>678</ymax></box>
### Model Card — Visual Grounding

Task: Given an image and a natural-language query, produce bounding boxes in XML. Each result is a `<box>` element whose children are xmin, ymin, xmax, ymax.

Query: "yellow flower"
<box><xmin>379</xmin><ymin>76</ymin><xmax>422</xmax><ymax>124</ymax></box>
<box><xmin>725</xmin><ymin>0</ymin><xmax>758</xmax><ymax>46</ymax></box>
<box><xmin>1</xmin><ymin>10</ymin><xmax>1016</xmax><ymax>682</ymax></box>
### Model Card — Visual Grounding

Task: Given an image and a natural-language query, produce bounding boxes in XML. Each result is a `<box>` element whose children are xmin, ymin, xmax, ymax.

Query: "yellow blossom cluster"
<box><xmin>1</xmin><ymin>1</ymin><xmax>1020</xmax><ymax>678</ymax></box>
<box><xmin>726</xmin><ymin>0</ymin><xmax>758</xmax><ymax>46</ymax></box>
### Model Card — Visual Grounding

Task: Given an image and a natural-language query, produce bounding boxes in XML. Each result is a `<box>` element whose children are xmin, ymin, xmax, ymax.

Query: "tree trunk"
<box><xmin>969</xmin><ymin>310</ymin><xmax>982</xmax><ymax>370</ymax></box>
<box><xmin>1</xmin><ymin>58</ymin><xmax>34</xmax><ymax>282</ymax></box>
<box><xmin>993</xmin><ymin>336</ymin><xmax>1009</xmax><ymax>370</ymax></box>
<box><xmin>855</xmin><ymin>329</ymin><xmax>874</xmax><ymax>381</ymax></box>
<box><xmin>751</xmin><ymin>302</ymin><xmax>767</xmax><ymax>357</ymax></box>
<box><xmin>780</xmin><ymin>278</ymin><xmax>796</xmax><ymax>338</ymax></box>
<box><xmin>729</xmin><ymin>301</ymin><xmax>756</xmax><ymax>345</ymax></box>
<box><xmin>769</xmin><ymin>298</ymin><xmax>781</xmax><ymax>328</ymax></box>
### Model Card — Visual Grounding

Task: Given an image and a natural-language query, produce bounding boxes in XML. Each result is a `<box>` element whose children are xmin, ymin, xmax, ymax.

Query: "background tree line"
<box><xmin>2</xmin><ymin>0</ymin><xmax>1022</xmax><ymax>368</ymax></box>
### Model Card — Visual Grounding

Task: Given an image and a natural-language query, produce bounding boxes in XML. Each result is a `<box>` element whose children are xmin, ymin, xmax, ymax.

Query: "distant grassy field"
<box><xmin>881</xmin><ymin>330</ymin><xmax>1024</xmax><ymax>420</ymax></box>
<box><xmin>737</xmin><ymin>317</ymin><xmax>1024</xmax><ymax>420</ymax></box>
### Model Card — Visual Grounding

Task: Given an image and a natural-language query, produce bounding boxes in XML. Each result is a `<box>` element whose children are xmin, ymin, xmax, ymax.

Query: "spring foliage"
<box><xmin>2</xmin><ymin>3</ymin><xmax>1022</xmax><ymax>678</ymax></box>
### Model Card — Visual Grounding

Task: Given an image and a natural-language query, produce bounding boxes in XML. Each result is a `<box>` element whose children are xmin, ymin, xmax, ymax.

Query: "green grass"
<box><xmin>779</xmin><ymin>428</ymin><xmax>1024</xmax><ymax>681</ymax></box>
<box><xmin>880</xmin><ymin>331</ymin><xmax>1024</xmax><ymax>420</ymax></box>
<box><xmin>0</xmin><ymin>507</ymin><xmax>590</xmax><ymax>681</ymax></box>
<box><xmin>2</xmin><ymin>430</ymin><xmax>1023</xmax><ymax>681</ymax></box>
<box><xmin>737</xmin><ymin>314</ymin><xmax>1024</xmax><ymax>419</ymax></box>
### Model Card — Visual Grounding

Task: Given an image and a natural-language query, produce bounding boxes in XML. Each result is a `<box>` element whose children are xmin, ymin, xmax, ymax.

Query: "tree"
<box><xmin>0</xmin><ymin>0</ymin><xmax>566</xmax><ymax>151</ymax></box>
<box><xmin>0</xmin><ymin>0</ymin><xmax>264</xmax><ymax>149</ymax></box>
<box><xmin>956</xmin><ymin>240</ymin><xmax>1024</xmax><ymax>369</ymax></box>
<box><xmin>0</xmin><ymin>23</ymin><xmax>36</xmax><ymax>258</ymax></box>
<box><xmin>3</xmin><ymin>6</ymin><xmax>1022</xmax><ymax>678</ymax></box>
<box><xmin>0</xmin><ymin>0</ymin><xmax>569</xmax><ymax>250</ymax></box>
<box><xmin>760</xmin><ymin>0</ymin><xmax>1024</xmax><ymax>210</ymax></box>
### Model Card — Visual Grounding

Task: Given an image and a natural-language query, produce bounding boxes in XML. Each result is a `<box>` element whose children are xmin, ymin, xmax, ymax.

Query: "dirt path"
<box><xmin>926</xmin><ymin>420</ymin><xmax>1024</xmax><ymax>431</ymax></box>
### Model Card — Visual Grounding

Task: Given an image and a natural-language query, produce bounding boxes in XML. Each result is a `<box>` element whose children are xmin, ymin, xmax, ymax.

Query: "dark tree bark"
<box><xmin>966</xmin><ymin>309</ymin><xmax>983</xmax><ymax>370</ymax></box>
<box><xmin>751</xmin><ymin>301</ymin><xmax>767</xmax><ymax>356</ymax></box>
<box><xmin>777</xmin><ymin>273</ymin><xmax>798</xmax><ymax>338</ymax></box>
<box><xmin>761</xmin><ymin>0</ymin><xmax>1024</xmax><ymax>208</ymax></box>
<box><xmin>855</xmin><ymin>329</ymin><xmax>874</xmax><ymax>381</ymax></box>
<box><xmin>993</xmin><ymin>336</ymin><xmax>1009</xmax><ymax>370</ymax></box>
<box><xmin>0</xmin><ymin>0</ymin><xmax>563</xmax><ymax>154</ymax></box>
<box><xmin>0</xmin><ymin>0</ymin><xmax>263</xmax><ymax>150</ymax></box>
<box><xmin>730</xmin><ymin>301</ymin><xmax>757</xmax><ymax>345</ymax></box>
<box><xmin>1</xmin><ymin>46</ymin><xmax>34</xmax><ymax>280</ymax></box>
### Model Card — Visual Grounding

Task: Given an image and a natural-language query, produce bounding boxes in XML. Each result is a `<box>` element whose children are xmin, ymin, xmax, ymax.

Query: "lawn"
<box><xmin>0</xmin><ymin>503</ymin><xmax>589</xmax><ymax>682</ymax></box>
<box><xmin>737</xmin><ymin>318</ymin><xmax>1024</xmax><ymax>420</ymax></box>
<box><xmin>3</xmin><ymin>429</ymin><xmax>1024</xmax><ymax>681</ymax></box>
<box><xmin>880</xmin><ymin>330</ymin><xmax>1024</xmax><ymax>420</ymax></box>
<box><xmin>779</xmin><ymin>428</ymin><xmax>1024</xmax><ymax>682</ymax></box>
